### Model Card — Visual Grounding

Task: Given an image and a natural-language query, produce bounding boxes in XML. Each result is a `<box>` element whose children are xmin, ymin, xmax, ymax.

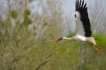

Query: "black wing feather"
<box><xmin>75</xmin><ymin>0</ymin><xmax>91</xmax><ymax>37</ymax></box>
<box><xmin>81</xmin><ymin>0</ymin><xmax>84</xmax><ymax>8</ymax></box>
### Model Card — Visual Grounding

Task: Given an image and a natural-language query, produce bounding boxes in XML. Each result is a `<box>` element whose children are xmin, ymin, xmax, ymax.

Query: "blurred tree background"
<box><xmin>0</xmin><ymin>0</ymin><xmax>106</xmax><ymax>70</ymax></box>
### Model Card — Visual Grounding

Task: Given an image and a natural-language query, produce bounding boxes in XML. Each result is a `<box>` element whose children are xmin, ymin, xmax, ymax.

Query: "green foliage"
<box><xmin>0</xmin><ymin>18</ymin><xmax>36</xmax><ymax>70</ymax></box>
<box><xmin>93</xmin><ymin>34</ymin><xmax>106</xmax><ymax>48</ymax></box>
<box><xmin>23</xmin><ymin>15</ymin><xmax>32</xmax><ymax>25</ymax></box>
<box><xmin>24</xmin><ymin>9</ymin><xmax>31</xmax><ymax>15</ymax></box>
<box><xmin>29</xmin><ymin>0</ymin><xmax>34</xmax><ymax>2</ymax></box>
<box><xmin>23</xmin><ymin>9</ymin><xmax>32</xmax><ymax>25</ymax></box>
<box><xmin>10</xmin><ymin>10</ymin><xmax>18</xmax><ymax>19</ymax></box>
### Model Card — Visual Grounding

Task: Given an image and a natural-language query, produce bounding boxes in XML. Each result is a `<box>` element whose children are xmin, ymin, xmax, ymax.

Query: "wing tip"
<box><xmin>75</xmin><ymin>0</ymin><xmax>87</xmax><ymax>11</ymax></box>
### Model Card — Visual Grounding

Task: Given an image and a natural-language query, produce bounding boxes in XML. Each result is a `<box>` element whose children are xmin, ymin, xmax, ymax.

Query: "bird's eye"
<box><xmin>75</xmin><ymin>14</ymin><xmax>76</xmax><ymax>18</ymax></box>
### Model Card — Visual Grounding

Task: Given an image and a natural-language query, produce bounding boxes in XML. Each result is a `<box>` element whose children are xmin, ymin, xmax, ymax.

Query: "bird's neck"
<box><xmin>63</xmin><ymin>37</ymin><xmax>73</xmax><ymax>40</ymax></box>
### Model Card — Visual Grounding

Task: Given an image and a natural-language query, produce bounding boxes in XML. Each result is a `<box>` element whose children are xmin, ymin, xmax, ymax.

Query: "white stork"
<box><xmin>56</xmin><ymin>0</ymin><xmax>101</xmax><ymax>53</ymax></box>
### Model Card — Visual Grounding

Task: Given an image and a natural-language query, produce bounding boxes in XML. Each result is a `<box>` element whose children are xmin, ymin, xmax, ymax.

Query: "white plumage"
<box><xmin>75</xmin><ymin>11</ymin><xmax>85</xmax><ymax>37</ymax></box>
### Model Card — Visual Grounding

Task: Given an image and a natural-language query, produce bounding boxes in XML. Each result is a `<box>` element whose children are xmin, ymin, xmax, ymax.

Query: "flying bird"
<box><xmin>56</xmin><ymin>0</ymin><xmax>101</xmax><ymax>53</ymax></box>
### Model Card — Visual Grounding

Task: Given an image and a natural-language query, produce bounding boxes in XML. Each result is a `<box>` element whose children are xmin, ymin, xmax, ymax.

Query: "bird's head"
<box><xmin>56</xmin><ymin>37</ymin><xmax>63</xmax><ymax>42</ymax></box>
<box><xmin>56</xmin><ymin>37</ymin><xmax>67</xmax><ymax>42</ymax></box>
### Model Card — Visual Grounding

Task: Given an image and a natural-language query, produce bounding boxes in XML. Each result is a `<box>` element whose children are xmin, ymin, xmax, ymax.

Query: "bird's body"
<box><xmin>62</xmin><ymin>34</ymin><xmax>87</xmax><ymax>41</ymax></box>
<box><xmin>56</xmin><ymin>0</ymin><xmax>101</xmax><ymax>53</ymax></box>
<box><xmin>74</xmin><ymin>34</ymin><xmax>87</xmax><ymax>41</ymax></box>
<box><xmin>62</xmin><ymin>35</ymin><xmax>96</xmax><ymax>44</ymax></box>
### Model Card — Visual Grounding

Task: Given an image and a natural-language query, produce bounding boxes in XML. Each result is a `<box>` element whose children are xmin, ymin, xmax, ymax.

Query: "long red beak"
<box><xmin>56</xmin><ymin>37</ymin><xmax>63</xmax><ymax>42</ymax></box>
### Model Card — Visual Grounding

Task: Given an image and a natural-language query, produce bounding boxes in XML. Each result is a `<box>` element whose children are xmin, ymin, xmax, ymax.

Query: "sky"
<box><xmin>63</xmin><ymin>0</ymin><xmax>94</xmax><ymax>16</ymax></box>
<box><xmin>63</xmin><ymin>0</ymin><xmax>106</xmax><ymax>17</ymax></box>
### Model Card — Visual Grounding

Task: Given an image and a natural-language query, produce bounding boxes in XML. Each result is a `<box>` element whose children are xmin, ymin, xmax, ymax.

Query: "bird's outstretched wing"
<box><xmin>75</xmin><ymin>0</ymin><xmax>91</xmax><ymax>37</ymax></box>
